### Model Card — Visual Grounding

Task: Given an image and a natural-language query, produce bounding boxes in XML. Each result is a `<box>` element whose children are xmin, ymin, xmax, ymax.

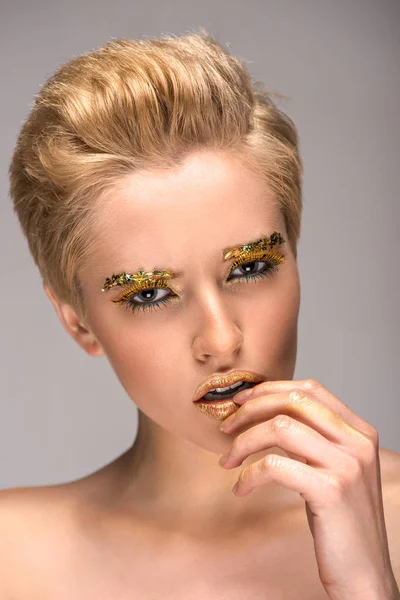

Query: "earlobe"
<box><xmin>43</xmin><ymin>285</ymin><xmax>104</xmax><ymax>357</ymax></box>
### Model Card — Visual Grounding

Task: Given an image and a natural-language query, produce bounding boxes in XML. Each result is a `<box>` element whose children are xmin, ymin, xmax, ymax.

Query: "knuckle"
<box><xmin>324</xmin><ymin>472</ymin><xmax>347</xmax><ymax>497</ymax></box>
<box><xmin>360</xmin><ymin>435</ymin><xmax>379</xmax><ymax>466</ymax></box>
<box><xmin>365</xmin><ymin>424</ymin><xmax>379</xmax><ymax>446</ymax></box>
<box><xmin>289</xmin><ymin>388</ymin><xmax>304</xmax><ymax>403</ymax></box>
<box><xmin>262</xmin><ymin>453</ymin><xmax>283</xmax><ymax>471</ymax></box>
<box><xmin>289</xmin><ymin>389</ymin><xmax>314</xmax><ymax>410</ymax></box>
<box><xmin>324</xmin><ymin>460</ymin><xmax>362</xmax><ymax>497</ymax></box>
<box><xmin>271</xmin><ymin>414</ymin><xmax>294</xmax><ymax>432</ymax></box>
<box><xmin>302</xmin><ymin>378</ymin><xmax>321</xmax><ymax>392</ymax></box>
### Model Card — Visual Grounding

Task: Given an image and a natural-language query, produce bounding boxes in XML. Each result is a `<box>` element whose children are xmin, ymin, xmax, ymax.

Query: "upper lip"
<box><xmin>193</xmin><ymin>370</ymin><xmax>266</xmax><ymax>402</ymax></box>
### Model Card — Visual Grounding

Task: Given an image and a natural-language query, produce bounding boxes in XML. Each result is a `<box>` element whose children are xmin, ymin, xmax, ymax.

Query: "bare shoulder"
<box><xmin>0</xmin><ymin>481</ymin><xmax>79</xmax><ymax>533</ymax></box>
<box><xmin>0</xmin><ymin>483</ymin><xmax>83</xmax><ymax>598</ymax></box>
<box><xmin>0</xmin><ymin>455</ymin><xmax>126</xmax><ymax>598</ymax></box>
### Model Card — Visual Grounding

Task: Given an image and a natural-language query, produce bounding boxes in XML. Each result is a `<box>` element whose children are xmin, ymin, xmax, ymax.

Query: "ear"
<box><xmin>43</xmin><ymin>285</ymin><xmax>104</xmax><ymax>357</ymax></box>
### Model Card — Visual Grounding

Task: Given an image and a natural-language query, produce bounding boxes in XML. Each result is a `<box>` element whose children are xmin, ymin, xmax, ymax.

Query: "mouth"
<box><xmin>193</xmin><ymin>380</ymin><xmax>257</xmax><ymax>403</ymax></box>
<box><xmin>193</xmin><ymin>370</ymin><xmax>265</xmax><ymax>403</ymax></box>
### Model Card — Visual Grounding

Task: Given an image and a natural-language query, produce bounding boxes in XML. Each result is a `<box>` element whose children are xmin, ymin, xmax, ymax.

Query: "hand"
<box><xmin>218</xmin><ymin>379</ymin><xmax>400</xmax><ymax>600</ymax></box>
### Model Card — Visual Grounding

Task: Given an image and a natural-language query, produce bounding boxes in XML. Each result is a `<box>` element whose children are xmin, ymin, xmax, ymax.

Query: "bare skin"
<box><xmin>1</xmin><ymin>447</ymin><xmax>399</xmax><ymax>599</ymax></box>
<box><xmin>1</xmin><ymin>150</ymin><xmax>399</xmax><ymax>598</ymax></box>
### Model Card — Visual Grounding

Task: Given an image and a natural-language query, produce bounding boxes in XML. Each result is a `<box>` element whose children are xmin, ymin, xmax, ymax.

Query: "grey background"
<box><xmin>1</xmin><ymin>0</ymin><xmax>399</xmax><ymax>490</ymax></box>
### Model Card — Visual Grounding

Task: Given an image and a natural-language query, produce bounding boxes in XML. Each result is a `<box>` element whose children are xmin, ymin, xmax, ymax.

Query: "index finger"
<box><xmin>233</xmin><ymin>378</ymin><xmax>376</xmax><ymax>438</ymax></box>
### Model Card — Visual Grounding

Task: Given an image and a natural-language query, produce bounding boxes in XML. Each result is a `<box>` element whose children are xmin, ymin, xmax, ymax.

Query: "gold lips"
<box><xmin>193</xmin><ymin>370</ymin><xmax>265</xmax><ymax>402</ymax></box>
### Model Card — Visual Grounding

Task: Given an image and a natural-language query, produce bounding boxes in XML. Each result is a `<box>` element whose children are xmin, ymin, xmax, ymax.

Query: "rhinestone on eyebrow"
<box><xmin>222</xmin><ymin>231</ymin><xmax>285</xmax><ymax>261</ymax></box>
<box><xmin>102</xmin><ymin>269</ymin><xmax>175</xmax><ymax>292</ymax></box>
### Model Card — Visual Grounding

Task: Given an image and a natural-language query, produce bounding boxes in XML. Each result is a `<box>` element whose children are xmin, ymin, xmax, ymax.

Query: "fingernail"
<box><xmin>234</xmin><ymin>388</ymin><xmax>253</xmax><ymax>401</ymax></box>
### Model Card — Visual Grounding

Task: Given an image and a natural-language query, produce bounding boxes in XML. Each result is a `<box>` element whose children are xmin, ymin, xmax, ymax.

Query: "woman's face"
<box><xmin>79</xmin><ymin>150</ymin><xmax>301</xmax><ymax>453</ymax></box>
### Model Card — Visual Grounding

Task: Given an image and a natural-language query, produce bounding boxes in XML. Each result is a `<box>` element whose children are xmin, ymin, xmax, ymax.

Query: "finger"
<box><xmin>221</xmin><ymin>389</ymin><xmax>368</xmax><ymax>449</ymax></box>
<box><xmin>219</xmin><ymin>414</ymin><xmax>351</xmax><ymax>472</ymax></box>
<box><xmin>233</xmin><ymin>379</ymin><xmax>376</xmax><ymax>439</ymax></box>
<box><xmin>232</xmin><ymin>453</ymin><xmax>330</xmax><ymax>498</ymax></box>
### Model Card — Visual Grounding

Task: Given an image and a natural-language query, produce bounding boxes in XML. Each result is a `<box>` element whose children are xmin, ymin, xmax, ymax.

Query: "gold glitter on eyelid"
<box><xmin>111</xmin><ymin>278</ymin><xmax>179</xmax><ymax>305</ymax></box>
<box><xmin>228</xmin><ymin>248</ymin><xmax>287</xmax><ymax>272</ymax></box>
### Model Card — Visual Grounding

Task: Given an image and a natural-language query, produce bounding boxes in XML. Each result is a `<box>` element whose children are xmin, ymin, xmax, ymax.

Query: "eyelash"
<box><xmin>116</xmin><ymin>254</ymin><xmax>285</xmax><ymax>315</ymax></box>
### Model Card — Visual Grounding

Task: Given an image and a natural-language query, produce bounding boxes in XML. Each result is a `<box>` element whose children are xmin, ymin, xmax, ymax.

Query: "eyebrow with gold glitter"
<box><xmin>222</xmin><ymin>230</ymin><xmax>285</xmax><ymax>261</ymax></box>
<box><xmin>101</xmin><ymin>231</ymin><xmax>285</xmax><ymax>292</ymax></box>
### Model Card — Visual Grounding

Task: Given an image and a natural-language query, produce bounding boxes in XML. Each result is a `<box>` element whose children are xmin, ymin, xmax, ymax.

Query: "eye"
<box><xmin>122</xmin><ymin>286</ymin><xmax>177</xmax><ymax>314</ymax></box>
<box><xmin>227</xmin><ymin>257</ymin><xmax>282</xmax><ymax>283</ymax></box>
<box><xmin>111</xmin><ymin>277</ymin><xmax>179</xmax><ymax>314</ymax></box>
<box><xmin>112</xmin><ymin>252</ymin><xmax>286</xmax><ymax>315</ymax></box>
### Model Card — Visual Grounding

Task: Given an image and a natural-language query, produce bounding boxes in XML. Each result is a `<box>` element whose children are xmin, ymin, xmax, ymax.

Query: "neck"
<box><xmin>109</xmin><ymin>409</ymin><xmax>300</xmax><ymax>532</ymax></box>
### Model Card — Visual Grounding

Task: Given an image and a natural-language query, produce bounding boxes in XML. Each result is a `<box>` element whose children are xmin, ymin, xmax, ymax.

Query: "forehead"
<box><xmin>93</xmin><ymin>151</ymin><xmax>282</xmax><ymax>264</ymax></box>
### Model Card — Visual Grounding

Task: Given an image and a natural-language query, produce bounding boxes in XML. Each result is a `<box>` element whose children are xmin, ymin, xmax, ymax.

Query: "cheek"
<box><xmin>247</xmin><ymin>273</ymin><xmax>300</xmax><ymax>372</ymax></box>
<box><xmin>90</xmin><ymin>312</ymin><xmax>176</xmax><ymax>398</ymax></box>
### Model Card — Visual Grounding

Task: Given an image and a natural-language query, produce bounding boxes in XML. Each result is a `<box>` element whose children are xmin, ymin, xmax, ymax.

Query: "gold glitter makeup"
<box><xmin>112</xmin><ymin>277</ymin><xmax>179</xmax><ymax>307</ymax></box>
<box><xmin>101</xmin><ymin>231</ymin><xmax>287</xmax><ymax>312</ymax></box>
<box><xmin>222</xmin><ymin>231</ymin><xmax>285</xmax><ymax>261</ymax></box>
<box><xmin>223</xmin><ymin>231</ymin><xmax>287</xmax><ymax>274</ymax></box>
<box><xmin>101</xmin><ymin>269</ymin><xmax>181</xmax><ymax>309</ymax></box>
<box><xmin>102</xmin><ymin>269</ymin><xmax>176</xmax><ymax>292</ymax></box>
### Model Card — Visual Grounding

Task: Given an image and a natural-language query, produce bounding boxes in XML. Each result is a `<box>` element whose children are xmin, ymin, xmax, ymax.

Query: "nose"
<box><xmin>191</xmin><ymin>287</ymin><xmax>244</xmax><ymax>362</ymax></box>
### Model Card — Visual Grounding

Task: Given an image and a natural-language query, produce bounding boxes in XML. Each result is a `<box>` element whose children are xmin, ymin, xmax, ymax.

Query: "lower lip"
<box><xmin>193</xmin><ymin>397</ymin><xmax>240</xmax><ymax>420</ymax></box>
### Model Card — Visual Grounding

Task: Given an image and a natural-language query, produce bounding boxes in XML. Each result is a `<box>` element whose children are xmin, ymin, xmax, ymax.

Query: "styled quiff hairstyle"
<box><xmin>9</xmin><ymin>30</ymin><xmax>303</xmax><ymax>321</ymax></box>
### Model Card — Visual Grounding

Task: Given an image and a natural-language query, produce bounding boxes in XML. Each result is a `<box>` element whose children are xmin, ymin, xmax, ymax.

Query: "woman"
<box><xmin>3</xmin><ymin>31</ymin><xmax>400</xmax><ymax>598</ymax></box>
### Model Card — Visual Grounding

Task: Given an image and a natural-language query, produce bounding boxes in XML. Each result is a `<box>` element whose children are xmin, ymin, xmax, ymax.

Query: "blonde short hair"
<box><xmin>9</xmin><ymin>30</ymin><xmax>303</xmax><ymax>319</ymax></box>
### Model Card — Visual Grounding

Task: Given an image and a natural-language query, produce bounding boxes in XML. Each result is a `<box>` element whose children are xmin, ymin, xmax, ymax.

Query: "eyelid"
<box><xmin>112</xmin><ymin>279</ymin><xmax>180</xmax><ymax>304</ymax></box>
<box><xmin>228</xmin><ymin>248</ymin><xmax>287</xmax><ymax>271</ymax></box>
